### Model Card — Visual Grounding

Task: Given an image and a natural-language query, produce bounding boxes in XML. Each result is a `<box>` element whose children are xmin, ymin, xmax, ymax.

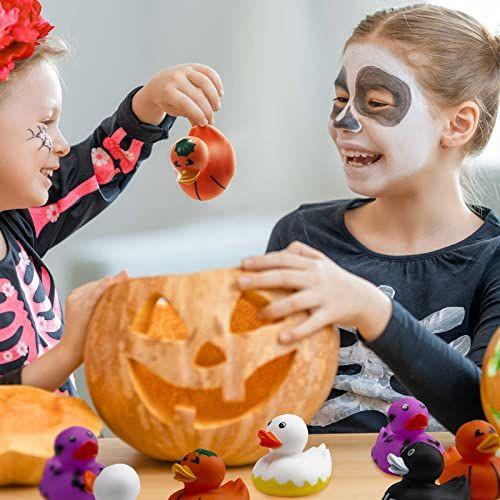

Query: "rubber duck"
<box><xmin>372</xmin><ymin>397</ymin><xmax>444</xmax><ymax>474</ymax></box>
<box><xmin>168</xmin><ymin>448</ymin><xmax>249</xmax><ymax>499</ymax></box>
<box><xmin>382</xmin><ymin>442</ymin><xmax>469</xmax><ymax>499</ymax></box>
<box><xmin>439</xmin><ymin>420</ymin><xmax>500</xmax><ymax>500</ymax></box>
<box><xmin>93</xmin><ymin>464</ymin><xmax>141</xmax><ymax>500</ymax></box>
<box><xmin>39</xmin><ymin>426</ymin><xmax>104</xmax><ymax>499</ymax></box>
<box><xmin>252</xmin><ymin>414</ymin><xmax>332</xmax><ymax>497</ymax></box>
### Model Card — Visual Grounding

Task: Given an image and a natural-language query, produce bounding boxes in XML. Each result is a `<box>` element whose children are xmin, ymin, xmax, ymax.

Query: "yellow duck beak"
<box><xmin>172</xmin><ymin>462</ymin><xmax>197</xmax><ymax>483</ymax></box>
<box><xmin>477</xmin><ymin>433</ymin><xmax>500</xmax><ymax>454</ymax></box>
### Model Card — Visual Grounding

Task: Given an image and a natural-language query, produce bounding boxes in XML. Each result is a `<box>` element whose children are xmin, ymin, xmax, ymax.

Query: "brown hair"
<box><xmin>345</xmin><ymin>4</ymin><xmax>500</xmax><ymax>156</ymax></box>
<box><xmin>0</xmin><ymin>35</ymin><xmax>70</xmax><ymax>100</ymax></box>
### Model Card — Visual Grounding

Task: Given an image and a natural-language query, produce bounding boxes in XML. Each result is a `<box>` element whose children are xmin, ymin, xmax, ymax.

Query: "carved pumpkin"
<box><xmin>84</xmin><ymin>269</ymin><xmax>339</xmax><ymax>465</ymax></box>
<box><xmin>0</xmin><ymin>386</ymin><xmax>103</xmax><ymax>485</ymax></box>
<box><xmin>170</xmin><ymin>125</ymin><xmax>236</xmax><ymax>201</ymax></box>
<box><xmin>481</xmin><ymin>327</ymin><xmax>500</xmax><ymax>432</ymax></box>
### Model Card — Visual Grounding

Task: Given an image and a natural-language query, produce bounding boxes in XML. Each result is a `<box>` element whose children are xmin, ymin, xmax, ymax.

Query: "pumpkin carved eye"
<box><xmin>475</xmin><ymin>429</ymin><xmax>485</xmax><ymax>437</ymax></box>
<box><xmin>191</xmin><ymin>456</ymin><xmax>200</xmax><ymax>464</ymax></box>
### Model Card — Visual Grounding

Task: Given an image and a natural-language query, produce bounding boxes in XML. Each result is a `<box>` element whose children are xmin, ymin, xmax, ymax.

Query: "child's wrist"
<box><xmin>353</xmin><ymin>284</ymin><xmax>393</xmax><ymax>342</ymax></box>
<box><xmin>57</xmin><ymin>338</ymin><xmax>83</xmax><ymax>368</ymax></box>
<box><xmin>131</xmin><ymin>84</ymin><xmax>167</xmax><ymax>126</ymax></box>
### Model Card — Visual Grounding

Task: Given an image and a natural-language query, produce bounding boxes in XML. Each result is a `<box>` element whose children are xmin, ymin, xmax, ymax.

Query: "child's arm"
<box><xmin>19</xmin><ymin>64</ymin><xmax>222</xmax><ymax>257</ymax></box>
<box><xmin>0</xmin><ymin>273</ymin><xmax>126</xmax><ymax>391</ymax></box>
<box><xmin>241</xmin><ymin>230</ymin><xmax>499</xmax><ymax>434</ymax></box>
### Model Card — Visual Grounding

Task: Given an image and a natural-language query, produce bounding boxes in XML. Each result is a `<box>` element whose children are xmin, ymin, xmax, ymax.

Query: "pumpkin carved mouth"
<box><xmin>126</xmin><ymin>290</ymin><xmax>297</xmax><ymax>428</ymax></box>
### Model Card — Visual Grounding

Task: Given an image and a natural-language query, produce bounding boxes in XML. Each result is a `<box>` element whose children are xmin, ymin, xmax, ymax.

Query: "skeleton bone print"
<box><xmin>311</xmin><ymin>285</ymin><xmax>470</xmax><ymax>430</ymax></box>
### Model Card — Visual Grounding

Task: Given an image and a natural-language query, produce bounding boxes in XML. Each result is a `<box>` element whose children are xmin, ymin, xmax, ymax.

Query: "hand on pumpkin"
<box><xmin>60</xmin><ymin>271</ymin><xmax>129</xmax><ymax>366</ymax></box>
<box><xmin>132</xmin><ymin>63</ymin><xmax>224</xmax><ymax>127</ymax></box>
<box><xmin>239</xmin><ymin>241</ymin><xmax>393</xmax><ymax>343</ymax></box>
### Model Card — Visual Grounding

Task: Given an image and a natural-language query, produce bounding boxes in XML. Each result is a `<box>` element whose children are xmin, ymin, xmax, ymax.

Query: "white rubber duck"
<box><xmin>252</xmin><ymin>414</ymin><xmax>332</xmax><ymax>497</ymax></box>
<box><xmin>93</xmin><ymin>464</ymin><xmax>141</xmax><ymax>500</ymax></box>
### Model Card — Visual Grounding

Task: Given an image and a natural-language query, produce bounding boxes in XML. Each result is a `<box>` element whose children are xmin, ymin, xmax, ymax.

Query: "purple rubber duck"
<box><xmin>39</xmin><ymin>426</ymin><xmax>104</xmax><ymax>499</ymax></box>
<box><xmin>371</xmin><ymin>397</ymin><xmax>444</xmax><ymax>475</ymax></box>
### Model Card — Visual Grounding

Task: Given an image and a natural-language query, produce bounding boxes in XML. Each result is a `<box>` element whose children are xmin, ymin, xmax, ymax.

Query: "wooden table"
<box><xmin>0</xmin><ymin>432</ymin><xmax>454</xmax><ymax>499</ymax></box>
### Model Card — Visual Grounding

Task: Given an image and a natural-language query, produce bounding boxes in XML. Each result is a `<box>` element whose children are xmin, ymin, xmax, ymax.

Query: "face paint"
<box><xmin>331</xmin><ymin>66</ymin><xmax>362</xmax><ymax>132</ymax></box>
<box><xmin>354</xmin><ymin>66</ymin><xmax>411</xmax><ymax>126</ymax></box>
<box><xmin>26</xmin><ymin>125</ymin><xmax>52</xmax><ymax>153</ymax></box>
<box><xmin>329</xmin><ymin>43</ymin><xmax>443</xmax><ymax>196</ymax></box>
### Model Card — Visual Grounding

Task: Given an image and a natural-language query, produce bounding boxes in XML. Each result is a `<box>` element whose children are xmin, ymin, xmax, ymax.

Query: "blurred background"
<box><xmin>40</xmin><ymin>0</ymin><xmax>500</xmax><ymax>401</ymax></box>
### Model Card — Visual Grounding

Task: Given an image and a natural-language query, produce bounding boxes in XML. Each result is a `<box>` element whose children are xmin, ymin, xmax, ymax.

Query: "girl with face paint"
<box><xmin>240</xmin><ymin>5</ymin><xmax>500</xmax><ymax>434</ymax></box>
<box><xmin>0</xmin><ymin>1</ymin><xmax>223</xmax><ymax>394</ymax></box>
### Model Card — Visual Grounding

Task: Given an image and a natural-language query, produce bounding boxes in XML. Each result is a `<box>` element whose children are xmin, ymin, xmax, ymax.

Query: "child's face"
<box><xmin>0</xmin><ymin>60</ymin><xmax>69</xmax><ymax>210</ymax></box>
<box><xmin>328</xmin><ymin>43</ymin><xmax>444</xmax><ymax>197</ymax></box>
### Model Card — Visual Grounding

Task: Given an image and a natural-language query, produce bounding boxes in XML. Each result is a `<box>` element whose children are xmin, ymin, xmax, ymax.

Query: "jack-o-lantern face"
<box><xmin>170</xmin><ymin>137</ymin><xmax>209</xmax><ymax>185</ymax></box>
<box><xmin>84</xmin><ymin>269</ymin><xmax>338</xmax><ymax>465</ymax></box>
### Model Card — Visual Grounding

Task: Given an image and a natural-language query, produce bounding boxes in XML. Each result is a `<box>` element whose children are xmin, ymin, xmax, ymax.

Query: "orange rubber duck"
<box><xmin>168</xmin><ymin>449</ymin><xmax>249</xmax><ymax>500</ymax></box>
<box><xmin>439</xmin><ymin>420</ymin><xmax>500</xmax><ymax>500</ymax></box>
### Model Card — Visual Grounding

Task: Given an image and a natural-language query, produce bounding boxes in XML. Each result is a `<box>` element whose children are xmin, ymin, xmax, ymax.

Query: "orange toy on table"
<box><xmin>169</xmin><ymin>449</ymin><xmax>249</xmax><ymax>499</ymax></box>
<box><xmin>439</xmin><ymin>420</ymin><xmax>500</xmax><ymax>500</ymax></box>
<box><xmin>170</xmin><ymin>124</ymin><xmax>235</xmax><ymax>201</ymax></box>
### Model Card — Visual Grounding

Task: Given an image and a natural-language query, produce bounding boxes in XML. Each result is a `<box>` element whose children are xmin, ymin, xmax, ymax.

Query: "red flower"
<box><xmin>0</xmin><ymin>0</ymin><xmax>54</xmax><ymax>81</ymax></box>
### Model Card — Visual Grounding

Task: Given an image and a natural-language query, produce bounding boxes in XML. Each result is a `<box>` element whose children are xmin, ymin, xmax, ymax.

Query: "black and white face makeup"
<box><xmin>329</xmin><ymin>43</ymin><xmax>443</xmax><ymax>195</ymax></box>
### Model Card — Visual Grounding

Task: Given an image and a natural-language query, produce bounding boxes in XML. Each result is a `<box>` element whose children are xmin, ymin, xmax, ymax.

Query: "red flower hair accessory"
<box><xmin>0</xmin><ymin>0</ymin><xmax>54</xmax><ymax>81</ymax></box>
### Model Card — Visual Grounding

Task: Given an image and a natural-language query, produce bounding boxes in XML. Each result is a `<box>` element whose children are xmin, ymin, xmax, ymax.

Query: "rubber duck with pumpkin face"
<box><xmin>252</xmin><ymin>414</ymin><xmax>332</xmax><ymax>497</ymax></box>
<box><xmin>39</xmin><ymin>426</ymin><xmax>104</xmax><ymax>499</ymax></box>
<box><xmin>168</xmin><ymin>449</ymin><xmax>249</xmax><ymax>499</ymax></box>
<box><xmin>439</xmin><ymin>420</ymin><xmax>500</xmax><ymax>500</ymax></box>
<box><xmin>372</xmin><ymin>397</ymin><xmax>444</xmax><ymax>475</ymax></box>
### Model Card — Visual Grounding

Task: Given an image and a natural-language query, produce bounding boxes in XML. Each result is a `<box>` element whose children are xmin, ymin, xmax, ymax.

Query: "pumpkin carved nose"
<box><xmin>195</xmin><ymin>342</ymin><xmax>227</xmax><ymax>367</ymax></box>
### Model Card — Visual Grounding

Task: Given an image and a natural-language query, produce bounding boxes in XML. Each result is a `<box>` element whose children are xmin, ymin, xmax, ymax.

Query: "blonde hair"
<box><xmin>0</xmin><ymin>35</ymin><xmax>70</xmax><ymax>101</ymax></box>
<box><xmin>345</xmin><ymin>4</ymin><xmax>500</xmax><ymax>207</ymax></box>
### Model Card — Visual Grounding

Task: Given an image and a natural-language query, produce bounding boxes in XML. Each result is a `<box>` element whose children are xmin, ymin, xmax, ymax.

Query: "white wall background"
<box><xmin>37</xmin><ymin>0</ymin><xmax>499</xmax><ymax>403</ymax></box>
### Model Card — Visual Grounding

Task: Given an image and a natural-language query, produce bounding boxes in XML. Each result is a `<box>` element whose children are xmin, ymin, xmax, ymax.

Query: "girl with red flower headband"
<box><xmin>0</xmin><ymin>0</ymin><xmax>223</xmax><ymax>394</ymax></box>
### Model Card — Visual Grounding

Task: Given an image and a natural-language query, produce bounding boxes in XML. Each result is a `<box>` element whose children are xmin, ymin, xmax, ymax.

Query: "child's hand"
<box><xmin>133</xmin><ymin>63</ymin><xmax>224</xmax><ymax>127</ymax></box>
<box><xmin>59</xmin><ymin>271</ymin><xmax>128</xmax><ymax>365</ymax></box>
<box><xmin>238</xmin><ymin>241</ymin><xmax>393</xmax><ymax>344</ymax></box>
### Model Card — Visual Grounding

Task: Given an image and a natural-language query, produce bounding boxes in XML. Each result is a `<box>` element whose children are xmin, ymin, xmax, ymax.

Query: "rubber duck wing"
<box><xmin>438</xmin><ymin>475</ymin><xmax>470</xmax><ymax>499</ymax></box>
<box><xmin>303</xmin><ymin>445</ymin><xmax>332</xmax><ymax>478</ymax></box>
<box><xmin>218</xmin><ymin>478</ymin><xmax>250</xmax><ymax>499</ymax></box>
<box><xmin>443</xmin><ymin>445</ymin><xmax>461</xmax><ymax>467</ymax></box>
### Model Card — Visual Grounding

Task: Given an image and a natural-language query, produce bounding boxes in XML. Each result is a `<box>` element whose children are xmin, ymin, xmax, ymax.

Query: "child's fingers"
<box><xmin>241</xmin><ymin>252</ymin><xmax>312</xmax><ymax>271</ymax></box>
<box><xmin>287</xmin><ymin>241</ymin><xmax>325</xmax><ymax>259</ymax></box>
<box><xmin>186</xmin><ymin>70</ymin><xmax>221</xmax><ymax>112</ymax></box>
<box><xmin>191</xmin><ymin>64</ymin><xmax>224</xmax><ymax>97</ymax></box>
<box><xmin>238</xmin><ymin>270</ymin><xmax>308</xmax><ymax>290</ymax></box>
<box><xmin>260</xmin><ymin>290</ymin><xmax>320</xmax><ymax>320</ymax></box>
<box><xmin>178</xmin><ymin>81</ymin><xmax>214</xmax><ymax>124</ymax></box>
<box><xmin>173</xmin><ymin>90</ymin><xmax>208</xmax><ymax>126</ymax></box>
<box><xmin>279</xmin><ymin>308</ymin><xmax>329</xmax><ymax>344</ymax></box>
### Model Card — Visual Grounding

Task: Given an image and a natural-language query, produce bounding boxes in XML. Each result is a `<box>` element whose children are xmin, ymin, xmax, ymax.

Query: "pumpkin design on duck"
<box><xmin>481</xmin><ymin>327</ymin><xmax>500</xmax><ymax>432</ymax></box>
<box><xmin>84</xmin><ymin>268</ymin><xmax>339</xmax><ymax>465</ymax></box>
<box><xmin>170</xmin><ymin>125</ymin><xmax>235</xmax><ymax>201</ymax></box>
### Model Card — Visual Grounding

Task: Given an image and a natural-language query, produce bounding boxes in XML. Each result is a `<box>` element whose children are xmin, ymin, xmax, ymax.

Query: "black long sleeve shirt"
<box><xmin>266</xmin><ymin>197</ymin><xmax>500</xmax><ymax>434</ymax></box>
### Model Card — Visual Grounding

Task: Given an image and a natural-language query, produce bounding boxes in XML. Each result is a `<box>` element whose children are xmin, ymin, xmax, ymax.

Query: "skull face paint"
<box><xmin>329</xmin><ymin>43</ymin><xmax>443</xmax><ymax>196</ymax></box>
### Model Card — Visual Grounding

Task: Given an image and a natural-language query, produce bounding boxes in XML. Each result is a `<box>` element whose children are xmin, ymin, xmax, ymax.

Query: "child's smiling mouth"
<box><xmin>341</xmin><ymin>148</ymin><xmax>383</xmax><ymax>167</ymax></box>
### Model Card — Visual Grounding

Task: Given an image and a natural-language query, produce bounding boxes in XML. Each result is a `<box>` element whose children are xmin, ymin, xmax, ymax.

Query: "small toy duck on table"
<box><xmin>252</xmin><ymin>413</ymin><xmax>332</xmax><ymax>497</ymax></box>
<box><xmin>372</xmin><ymin>397</ymin><xmax>444</xmax><ymax>475</ymax></box>
<box><xmin>383</xmin><ymin>442</ymin><xmax>470</xmax><ymax>500</ymax></box>
<box><xmin>168</xmin><ymin>448</ymin><xmax>249</xmax><ymax>499</ymax></box>
<box><xmin>39</xmin><ymin>426</ymin><xmax>104</xmax><ymax>499</ymax></box>
<box><xmin>439</xmin><ymin>420</ymin><xmax>500</xmax><ymax>500</ymax></box>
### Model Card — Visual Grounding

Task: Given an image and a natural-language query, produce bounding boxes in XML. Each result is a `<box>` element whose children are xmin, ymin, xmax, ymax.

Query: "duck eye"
<box><xmin>191</xmin><ymin>456</ymin><xmax>200</xmax><ymax>464</ymax></box>
<box><xmin>174</xmin><ymin>160</ymin><xmax>180</xmax><ymax>167</ymax></box>
<box><xmin>69</xmin><ymin>436</ymin><xmax>76</xmax><ymax>442</ymax></box>
<box><xmin>474</xmin><ymin>429</ymin><xmax>485</xmax><ymax>437</ymax></box>
<box><xmin>279</xmin><ymin>422</ymin><xmax>287</xmax><ymax>429</ymax></box>
<box><xmin>185</xmin><ymin>158</ymin><xmax>194</xmax><ymax>166</ymax></box>
<box><xmin>267</xmin><ymin>420</ymin><xmax>272</xmax><ymax>426</ymax></box>
<box><xmin>401</xmin><ymin>404</ymin><xmax>409</xmax><ymax>411</ymax></box>
<box><xmin>489</xmin><ymin>427</ymin><xmax>496</xmax><ymax>434</ymax></box>
<box><xmin>87</xmin><ymin>431</ymin><xmax>93</xmax><ymax>437</ymax></box>
<box><xmin>420</xmin><ymin>403</ymin><xmax>426</xmax><ymax>408</ymax></box>
<box><xmin>407</xmin><ymin>448</ymin><xmax>415</xmax><ymax>456</ymax></box>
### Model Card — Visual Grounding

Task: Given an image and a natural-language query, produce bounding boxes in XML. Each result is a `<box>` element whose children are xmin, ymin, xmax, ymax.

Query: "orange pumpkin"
<box><xmin>170</xmin><ymin>125</ymin><xmax>235</xmax><ymax>201</ymax></box>
<box><xmin>481</xmin><ymin>327</ymin><xmax>500</xmax><ymax>432</ymax></box>
<box><xmin>0</xmin><ymin>386</ymin><xmax>102</xmax><ymax>485</ymax></box>
<box><xmin>84</xmin><ymin>269</ymin><xmax>338</xmax><ymax>465</ymax></box>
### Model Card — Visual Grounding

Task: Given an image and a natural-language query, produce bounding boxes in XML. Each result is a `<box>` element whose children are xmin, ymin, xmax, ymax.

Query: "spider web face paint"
<box><xmin>26</xmin><ymin>125</ymin><xmax>52</xmax><ymax>153</ymax></box>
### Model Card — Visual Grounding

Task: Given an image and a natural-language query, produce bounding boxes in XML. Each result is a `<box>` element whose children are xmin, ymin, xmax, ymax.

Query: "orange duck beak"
<box><xmin>258</xmin><ymin>430</ymin><xmax>282</xmax><ymax>449</ymax></box>
<box><xmin>477</xmin><ymin>433</ymin><xmax>500</xmax><ymax>454</ymax></box>
<box><xmin>172</xmin><ymin>463</ymin><xmax>197</xmax><ymax>483</ymax></box>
